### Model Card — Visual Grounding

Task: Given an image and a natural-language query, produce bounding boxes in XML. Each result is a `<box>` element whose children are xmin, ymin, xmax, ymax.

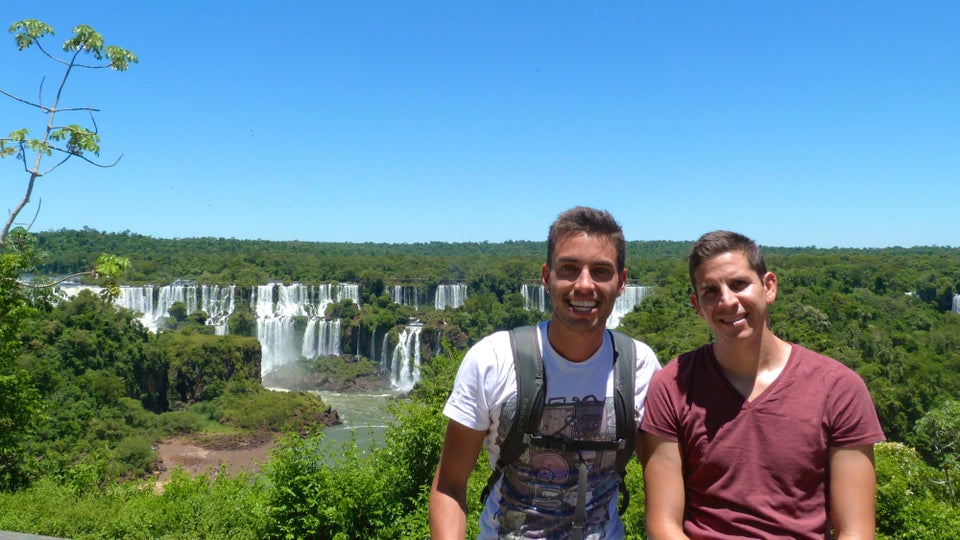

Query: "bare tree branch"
<box><xmin>25</xmin><ymin>198</ymin><xmax>41</xmax><ymax>232</ymax></box>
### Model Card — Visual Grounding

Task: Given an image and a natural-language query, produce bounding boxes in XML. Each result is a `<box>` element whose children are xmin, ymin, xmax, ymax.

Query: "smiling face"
<box><xmin>690</xmin><ymin>250</ymin><xmax>778</xmax><ymax>345</ymax></box>
<box><xmin>542</xmin><ymin>232</ymin><xmax>626</xmax><ymax>344</ymax></box>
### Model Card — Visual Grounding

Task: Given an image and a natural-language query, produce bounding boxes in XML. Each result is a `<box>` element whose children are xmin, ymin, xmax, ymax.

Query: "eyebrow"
<box><xmin>555</xmin><ymin>255</ymin><xmax>615</xmax><ymax>265</ymax></box>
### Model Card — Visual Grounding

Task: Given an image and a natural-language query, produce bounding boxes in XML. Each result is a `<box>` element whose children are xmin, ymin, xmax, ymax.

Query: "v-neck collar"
<box><xmin>706</xmin><ymin>343</ymin><xmax>798</xmax><ymax>409</ymax></box>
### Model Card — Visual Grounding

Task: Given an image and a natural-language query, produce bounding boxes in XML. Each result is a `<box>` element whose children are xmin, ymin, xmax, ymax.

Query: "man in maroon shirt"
<box><xmin>642</xmin><ymin>230</ymin><xmax>884</xmax><ymax>539</ymax></box>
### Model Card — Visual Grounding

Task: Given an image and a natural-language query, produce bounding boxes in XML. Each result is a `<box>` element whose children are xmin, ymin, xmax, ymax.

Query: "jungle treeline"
<box><xmin>0</xmin><ymin>227</ymin><xmax>956</xmax><ymax>538</ymax></box>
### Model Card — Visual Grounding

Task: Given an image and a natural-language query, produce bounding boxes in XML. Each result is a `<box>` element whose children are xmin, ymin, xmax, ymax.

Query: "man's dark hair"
<box><xmin>688</xmin><ymin>230</ymin><xmax>767</xmax><ymax>290</ymax></box>
<box><xmin>547</xmin><ymin>206</ymin><xmax>625</xmax><ymax>272</ymax></box>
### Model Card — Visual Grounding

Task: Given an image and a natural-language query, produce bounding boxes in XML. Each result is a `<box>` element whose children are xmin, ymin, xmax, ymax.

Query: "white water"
<box><xmin>59</xmin><ymin>279</ymin><xmax>654</xmax><ymax>389</ymax></box>
<box><xmin>608</xmin><ymin>285</ymin><xmax>654</xmax><ymax>329</ymax></box>
<box><xmin>74</xmin><ymin>282</ymin><xmax>236</xmax><ymax>334</ymax></box>
<box><xmin>435</xmin><ymin>283</ymin><xmax>467</xmax><ymax>309</ymax></box>
<box><xmin>389</xmin><ymin>324</ymin><xmax>423</xmax><ymax>391</ymax></box>
<box><xmin>252</xmin><ymin>283</ymin><xmax>357</xmax><ymax>374</ymax></box>
<box><xmin>390</xmin><ymin>285</ymin><xmax>422</xmax><ymax>310</ymax></box>
<box><xmin>521</xmin><ymin>283</ymin><xmax>548</xmax><ymax>312</ymax></box>
<box><xmin>953</xmin><ymin>294</ymin><xmax>960</xmax><ymax>314</ymax></box>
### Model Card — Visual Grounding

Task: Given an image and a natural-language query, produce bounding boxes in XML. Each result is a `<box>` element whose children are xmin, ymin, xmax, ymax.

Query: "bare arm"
<box><xmin>634</xmin><ymin>427</ymin><xmax>645</xmax><ymax>462</ymax></box>
<box><xmin>642</xmin><ymin>432</ymin><xmax>690</xmax><ymax>540</ymax></box>
<box><xmin>429</xmin><ymin>419</ymin><xmax>487</xmax><ymax>540</ymax></box>
<box><xmin>829</xmin><ymin>444</ymin><xmax>877</xmax><ymax>540</ymax></box>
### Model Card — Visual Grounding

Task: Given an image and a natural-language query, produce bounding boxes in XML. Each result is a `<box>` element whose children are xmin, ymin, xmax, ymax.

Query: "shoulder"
<box><xmin>444</xmin><ymin>330</ymin><xmax>519</xmax><ymax>431</ymax></box>
<box><xmin>674</xmin><ymin>344</ymin><xmax>714</xmax><ymax>374</ymax></box>
<box><xmin>453</xmin><ymin>330</ymin><xmax>518</xmax><ymax>394</ymax></box>
<box><xmin>791</xmin><ymin>345</ymin><xmax>864</xmax><ymax>385</ymax></box>
<box><xmin>649</xmin><ymin>344</ymin><xmax>713</xmax><ymax>388</ymax></box>
<box><xmin>609</xmin><ymin>330</ymin><xmax>660</xmax><ymax>370</ymax></box>
<box><xmin>464</xmin><ymin>329</ymin><xmax>514</xmax><ymax>364</ymax></box>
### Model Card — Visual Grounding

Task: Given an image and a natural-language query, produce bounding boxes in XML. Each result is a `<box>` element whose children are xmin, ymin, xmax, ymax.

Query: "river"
<box><xmin>313</xmin><ymin>390</ymin><xmax>402</xmax><ymax>453</ymax></box>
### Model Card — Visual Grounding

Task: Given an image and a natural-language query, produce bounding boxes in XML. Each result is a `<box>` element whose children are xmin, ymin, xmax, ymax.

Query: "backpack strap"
<box><xmin>479</xmin><ymin>326</ymin><xmax>638</xmax><ymax>517</ymax></box>
<box><xmin>479</xmin><ymin>325</ymin><xmax>544</xmax><ymax>506</ymax></box>
<box><xmin>609</xmin><ymin>329</ymin><xmax>637</xmax><ymax>515</ymax></box>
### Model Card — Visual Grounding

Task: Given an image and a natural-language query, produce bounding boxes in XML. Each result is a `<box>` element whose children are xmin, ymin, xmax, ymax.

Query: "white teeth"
<box><xmin>570</xmin><ymin>300</ymin><xmax>595</xmax><ymax>307</ymax></box>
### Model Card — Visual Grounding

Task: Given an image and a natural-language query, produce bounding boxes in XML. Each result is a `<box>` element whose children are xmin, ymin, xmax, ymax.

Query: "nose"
<box><xmin>573</xmin><ymin>267</ymin><xmax>594</xmax><ymax>291</ymax></box>
<box><xmin>717</xmin><ymin>285</ymin><xmax>734</xmax><ymax>306</ymax></box>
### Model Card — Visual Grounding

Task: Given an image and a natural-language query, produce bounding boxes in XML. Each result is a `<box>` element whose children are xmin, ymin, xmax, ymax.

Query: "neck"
<box><xmin>546</xmin><ymin>321</ymin><xmax>605</xmax><ymax>362</ymax></box>
<box><xmin>712</xmin><ymin>327</ymin><xmax>790</xmax><ymax>378</ymax></box>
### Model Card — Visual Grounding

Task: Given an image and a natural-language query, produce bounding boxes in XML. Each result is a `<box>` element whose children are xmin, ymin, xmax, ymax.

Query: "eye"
<box><xmin>591</xmin><ymin>267</ymin><xmax>615</xmax><ymax>281</ymax></box>
<box><xmin>698</xmin><ymin>286</ymin><xmax>718</xmax><ymax>300</ymax></box>
<box><xmin>731</xmin><ymin>279</ymin><xmax>749</xmax><ymax>291</ymax></box>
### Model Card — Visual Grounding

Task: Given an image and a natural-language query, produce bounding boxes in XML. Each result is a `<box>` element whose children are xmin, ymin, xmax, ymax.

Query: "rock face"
<box><xmin>262</xmin><ymin>357</ymin><xmax>392</xmax><ymax>394</ymax></box>
<box><xmin>318</xmin><ymin>406</ymin><xmax>342</xmax><ymax>427</ymax></box>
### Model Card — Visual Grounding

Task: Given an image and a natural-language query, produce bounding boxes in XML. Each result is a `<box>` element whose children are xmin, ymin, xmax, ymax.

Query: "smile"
<box><xmin>569</xmin><ymin>299</ymin><xmax>598</xmax><ymax>313</ymax></box>
<box><xmin>720</xmin><ymin>313</ymin><xmax>747</xmax><ymax>325</ymax></box>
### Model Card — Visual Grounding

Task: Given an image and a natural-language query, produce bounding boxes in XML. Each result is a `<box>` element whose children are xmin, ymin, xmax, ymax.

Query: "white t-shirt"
<box><xmin>443</xmin><ymin>321</ymin><xmax>660</xmax><ymax>539</ymax></box>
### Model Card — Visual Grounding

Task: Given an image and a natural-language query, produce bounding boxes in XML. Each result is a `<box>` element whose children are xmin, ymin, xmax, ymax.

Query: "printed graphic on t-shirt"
<box><xmin>495</xmin><ymin>394</ymin><xmax>620</xmax><ymax>539</ymax></box>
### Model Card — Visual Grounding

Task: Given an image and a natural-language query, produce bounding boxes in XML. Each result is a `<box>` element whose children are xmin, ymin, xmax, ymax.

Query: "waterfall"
<box><xmin>608</xmin><ymin>285</ymin><xmax>654</xmax><ymax>329</ymax></box>
<box><xmin>302</xmin><ymin>319</ymin><xmax>342</xmax><ymax>358</ymax></box>
<box><xmin>390</xmin><ymin>324</ymin><xmax>423</xmax><ymax>391</ymax></box>
<box><xmin>61</xmin><ymin>281</ymin><xmax>358</xmax><ymax>377</ymax></box>
<box><xmin>435</xmin><ymin>283</ymin><xmax>468</xmax><ymax>310</ymax></box>
<box><xmin>391</xmin><ymin>285</ymin><xmax>421</xmax><ymax>310</ymax></box>
<box><xmin>953</xmin><ymin>294</ymin><xmax>960</xmax><ymax>314</ymax></box>
<box><xmin>203</xmin><ymin>285</ymin><xmax>235</xmax><ymax>334</ymax></box>
<box><xmin>379</xmin><ymin>331</ymin><xmax>392</xmax><ymax>374</ymax></box>
<box><xmin>521</xmin><ymin>283</ymin><xmax>548</xmax><ymax>312</ymax></box>
<box><xmin>115</xmin><ymin>285</ymin><xmax>158</xmax><ymax>329</ymax></box>
<box><xmin>252</xmin><ymin>283</ymin><xmax>358</xmax><ymax>375</ymax></box>
<box><xmin>111</xmin><ymin>283</ymin><xmax>235</xmax><ymax>333</ymax></box>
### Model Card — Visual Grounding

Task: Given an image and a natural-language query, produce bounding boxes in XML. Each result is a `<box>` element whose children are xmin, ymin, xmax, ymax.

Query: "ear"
<box><xmin>617</xmin><ymin>268</ymin><xmax>628</xmax><ymax>296</ymax></box>
<box><xmin>690</xmin><ymin>292</ymin><xmax>704</xmax><ymax>318</ymax></box>
<box><xmin>541</xmin><ymin>263</ymin><xmax>550</xmax><ymax>287</ymax></box>
<box><xmin>763</xmin><ymin>271</ymin><xmax>778</xmax><ymax>304</ymax></box>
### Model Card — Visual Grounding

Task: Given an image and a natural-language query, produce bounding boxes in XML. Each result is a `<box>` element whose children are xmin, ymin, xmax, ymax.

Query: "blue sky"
<box><xmin>1</xmin><ymin>2</ymin><xmax>957</xmax><ymax>248</ymax></box>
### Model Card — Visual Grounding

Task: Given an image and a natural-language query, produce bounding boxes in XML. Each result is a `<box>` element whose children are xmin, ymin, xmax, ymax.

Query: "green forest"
<box><xmin>0</xmin><ymin>228</ymin><xmax>957</xmax><ymax>538</ymax></box>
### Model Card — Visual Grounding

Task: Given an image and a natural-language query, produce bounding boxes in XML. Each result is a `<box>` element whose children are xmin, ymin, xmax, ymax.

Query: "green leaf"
<box><xmin>64</xmin><ymin>25</ymin><xmax>105</xmax><ymax>59</ymax></box>
<box><xmin>105</xmin><ymin>45</ymin><xmax>139</xmax><ymax>71</ymax></box>
<box><xmin>50</xmin><ymin>125</ymin><xmax>101</xmax><ymax>156</ymax></box>
<box><xmin>8</xmin><ymin>19</ymin><xmax>54</xmax><ymax>51</ymax></box>
<box><xmin>94</xmin><ymin>253</ymin><xmax>131</xmax><ymax>279</ymax></box>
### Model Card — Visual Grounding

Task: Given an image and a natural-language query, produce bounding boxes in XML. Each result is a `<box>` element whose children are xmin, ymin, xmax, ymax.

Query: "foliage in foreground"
<box><xmin>3</xmin><ymin>340</ymin><xmax>959</xmax><ymax>538</ymax></box>
<box><xmin>0</xmin><ymin>472</ymin><xmax>266</xmax><ymax>540</ymax></box>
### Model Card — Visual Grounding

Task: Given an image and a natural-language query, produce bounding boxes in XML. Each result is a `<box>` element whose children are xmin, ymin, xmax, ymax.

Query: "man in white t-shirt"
<box><xmin>429</xmin><ymin>206</ymin><xmax>660</xmax><ymax>539</ymax></box>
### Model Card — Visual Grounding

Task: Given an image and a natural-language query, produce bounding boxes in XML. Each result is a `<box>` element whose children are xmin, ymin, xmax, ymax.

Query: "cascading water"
<box><xmin>112</xmin><ymin>283</ymin><xmax>235</xmax><ymax>333</ymax></box>
<box><xmin>953</xmin><ymin>294</ymin><xmax>960</xmax><ymax>315</ymax></box>
<box><xmin>302</xmin><ymin>319</ymin><xmax>342</xmax><ymax>359</ymax></box>
<box><xmin>389</xmin><ymin>324</ymin><xmax>423</xmax><ymax>391</ymax></box>
<box><xmin>379</xmin><ymin>332</ymin><xmax>392</xmax><ymax>374</ymax></box>
<box><xmin>435</xmin><ymin>283</ymin><xmax>467</xmax><ymax>309</ymax></box>
<box><xmin>202</xmin><ymin>285</ymin><xmax>235</xmax><ymax>335</ymax></box>
<box><xmin>608</xmin><ymin>285</ymin><xmax>654</xmax><ymax>329</ymax></box>
<box><xmin>64</xmin><ymin>279</ymin><xmax>650</xmax><ymax>385</ymax></box>
<box><xmin>391</xmin><ymin>285</ymin><xmax>422</xmax><ymax>310</ymax></box>
<box><xmin>521</xmin><ymin>283</ymin><xmax>548</xmax><ymax>312</ymax></box>
<box><xmin>252</xmin><ymin>283</ymin><xmax>357</xmax><ymax>375</ymax></box>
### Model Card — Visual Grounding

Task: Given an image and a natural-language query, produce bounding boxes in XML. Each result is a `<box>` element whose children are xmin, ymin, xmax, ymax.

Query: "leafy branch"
<box><xmin>0</xmin><ymin>19</ymin><xmax>138</xmax><ymax>247</ymax></box>
<box><xmin>25</xmin><ymin>253</ymin><xmax>131</xmax><ymax>299</ymax></box>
